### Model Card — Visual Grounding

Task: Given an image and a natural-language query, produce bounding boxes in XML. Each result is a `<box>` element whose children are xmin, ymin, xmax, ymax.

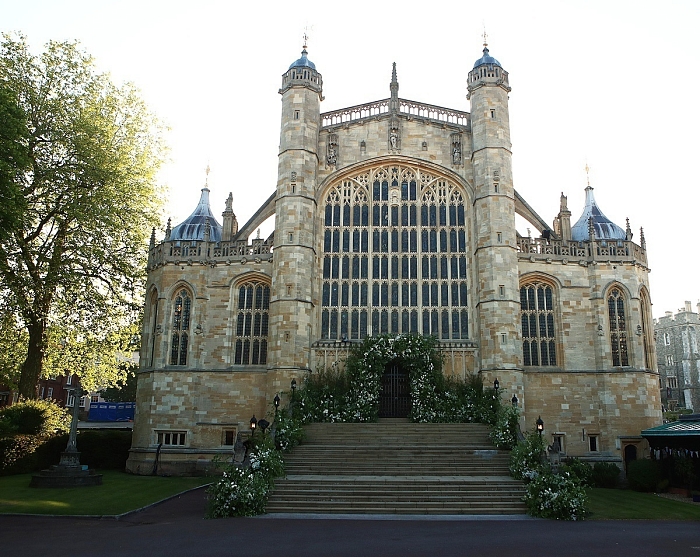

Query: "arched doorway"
<box><xmin>379</xmin><ymin>361</ymin><xmax>410</xmax><ymax>418</ymax></box>
<box><xmin>624</xmin><ymin>444</ymin><xmax>637</xmax><ymax>473</ymax></box>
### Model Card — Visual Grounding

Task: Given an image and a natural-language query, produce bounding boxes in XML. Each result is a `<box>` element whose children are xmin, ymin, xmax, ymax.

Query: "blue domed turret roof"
<box><xmin>571</xmin><ymin>187</ymin><xmax>626</xmax><ymax>242</ymax></box>
<box><xmin>473</xmin><ymin>46</ymin><xmax>502</xmax><ymax>69</ymax></box>
<box><xmin>288</xmin><ymin>48</ymin><xmax>316</xmax><ymax>70</ymax></box>
<box><xmin>169</xmin><ymin>187</ymin><xmax>222</xmax><ymax>242</ymax></box>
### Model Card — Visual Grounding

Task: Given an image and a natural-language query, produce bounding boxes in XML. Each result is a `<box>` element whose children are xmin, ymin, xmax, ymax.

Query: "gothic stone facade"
<box><xmin>655</xmin><ymin>302</ymin><xmax>700</xmax><ymax>412</ymax></box>
<box><xmin>126</xmin><ymin>47</ymin><xmax>661</xmax><ymax>475</ymax></box>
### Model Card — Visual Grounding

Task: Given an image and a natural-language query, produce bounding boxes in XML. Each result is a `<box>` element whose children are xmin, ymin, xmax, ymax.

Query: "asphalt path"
<box><xmin>1</xmin><ymin>487</ymin><xmax>699</xmax><ymax>557</ymax></box>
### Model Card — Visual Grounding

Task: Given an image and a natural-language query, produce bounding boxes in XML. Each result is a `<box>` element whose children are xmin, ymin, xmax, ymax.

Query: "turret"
<box><xmin>221</xmin><ymin>192</ymin><xmax>238</xmax><ymax>242</ymax></box>
<box><xmin>268</xmin><ymin>41</ymin><xmax>323</xmax><ymax>376</ymax></box>
<box><xmin>467</xmin><ymin>40</ymin><xmax>521</xmax><ymax>377</ymax></box>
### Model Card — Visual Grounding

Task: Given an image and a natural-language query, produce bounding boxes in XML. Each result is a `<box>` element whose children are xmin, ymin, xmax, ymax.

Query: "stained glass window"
<box><xmin>520</xmin><ymin>282</ymin><xmax>556</xmax><ymax>366</ymax></box>
<box><xmin>234</xmin><ymin>281</ymin><xmax>270</xmax><ymax>365</ymax></box>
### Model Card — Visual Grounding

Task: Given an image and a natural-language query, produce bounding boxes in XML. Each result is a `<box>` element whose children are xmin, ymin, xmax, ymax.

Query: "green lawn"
<box><xmin>588</xmin><ymin>488</ymin><xmax>700</xmax><ymax>520</ymax></box>
<box><xmin>0</xmin><ymin>471</ymin><xmax>211</xmax><ymax>516</ymax></box>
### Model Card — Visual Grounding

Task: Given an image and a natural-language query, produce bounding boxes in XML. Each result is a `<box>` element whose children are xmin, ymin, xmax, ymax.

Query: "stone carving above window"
<box><xmin>327</xmin><ymin>134</ymin><xmax>338</xmax><ymax>166</ymax></box>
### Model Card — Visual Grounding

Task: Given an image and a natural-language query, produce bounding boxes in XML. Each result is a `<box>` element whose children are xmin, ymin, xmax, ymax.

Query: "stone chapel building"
<box><xmin>126</xmin><ymin>44</ymin><xmax>662</xmax><ymax>475</ymax></box>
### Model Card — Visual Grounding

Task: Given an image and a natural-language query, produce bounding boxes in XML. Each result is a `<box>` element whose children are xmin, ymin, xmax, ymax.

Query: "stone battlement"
<box><xmin>147</xmin><ymin>238</ymin><xmax>273</xmax><ymax>270</ymax></box>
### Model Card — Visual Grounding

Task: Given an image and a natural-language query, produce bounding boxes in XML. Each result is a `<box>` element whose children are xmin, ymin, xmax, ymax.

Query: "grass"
<box><xmin>0</xmin><ymin>470</ymin><xmax>211</xmax><ymax>516</ymax></box>
<box><xmin>588</xmin><ymin>488</ymin><xmax>700</xmax><ymax>520</ymax></box>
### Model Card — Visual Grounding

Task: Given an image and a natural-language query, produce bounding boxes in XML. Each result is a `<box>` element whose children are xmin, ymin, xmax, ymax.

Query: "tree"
<box><xmin>100</xmin><ymin>362</ymin><xmax>138</xmax><ymax>402</ymax></box>
<box><xmin>0</xmin><ymin>84</ymin><xmax>29</xmax><ymax>239</ymax></box>
<box><xmin>0</xmin><ymin>34</ymin><xmax>166</xmax><ymax>397</ymax></box>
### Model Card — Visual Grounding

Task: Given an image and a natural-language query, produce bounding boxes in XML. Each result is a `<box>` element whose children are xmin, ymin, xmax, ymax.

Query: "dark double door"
<box><xmin>379</xmin><ymin>363</ymin><xmax>410</xmax><ymax>418</ymax></box>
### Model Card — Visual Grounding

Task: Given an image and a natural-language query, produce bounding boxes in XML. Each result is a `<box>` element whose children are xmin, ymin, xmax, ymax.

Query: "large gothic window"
<box><xmin>520</xmin><ymin>282</ymin><xmax>557</xmax><ymax>366</ymax></box>
<box><xmin>320</xmin><ymin>165</ymin><xmax>469</xmax><ymax>340</ymax></box>
<box><xmin>170</xmin><ymin>288</ymin><xmax>191</xmax><ymax>366</ymax></box>
<box><xmin>608</xmin><ymin>287</ymin><xmax>629</xmax><ymax>366</ymax></box>
<box><xmin>234</xmin><ymin>281</ymin><xmax>270</xmax><ymax>365</ymax></box>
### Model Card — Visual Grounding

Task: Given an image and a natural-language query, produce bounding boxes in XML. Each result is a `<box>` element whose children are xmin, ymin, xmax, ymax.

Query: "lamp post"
<box><xmin>291</xmin><ymin>378</ymin><xmax>297</xmax><ymax>401</ymax></box>
<box><xmin>536</xmin><ymin>415</ymin><xmax>544</xmax><ymax>437</ymax></box>
<box><xmin>493</xmin><ymin>378</ymin><xmax>499</xmax><ymax>397</ymax></box>
<box><xmin>511</xmin><ymin>394</ymin><xmax>518</xmax><ymax>408</ymax></box>
<box><xmin>274</xmin><ymin>393</ymin><xmax>280</xmax><ymax>417</ymax></box>
<box><xmin>250</xmin><ymin>415</ymin><xmax>257</xmax><ymax>438</ymax></box>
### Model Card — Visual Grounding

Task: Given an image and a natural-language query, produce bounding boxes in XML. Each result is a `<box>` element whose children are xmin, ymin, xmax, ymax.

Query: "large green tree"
<box><xmin>0</xmin><ymin>34</ymin><xmax>166</xmax><ymax>397</ymax></box>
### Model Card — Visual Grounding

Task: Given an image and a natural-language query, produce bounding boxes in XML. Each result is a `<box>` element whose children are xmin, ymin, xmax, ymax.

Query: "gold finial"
<box><xmin>584</xmin><ymin>163</ymin><xmax>590</xmax><ymax>187</ymax></box>
<box><xmin>303</xmin><ymin>24</ymin><xmax>313</xmax><ymax>51</ymax></box>
<box><xmin>483</xmin><ymin>27</ymin><xmax>488</xmax><ymax>48</ymax></box>
<box><xmin>205</xmin><ymin>164</ymin><xmax>210</xmax><ymax>186</ymax></box>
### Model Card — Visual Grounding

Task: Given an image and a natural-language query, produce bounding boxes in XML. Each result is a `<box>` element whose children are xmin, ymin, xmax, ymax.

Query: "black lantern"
<box><xmin>291</xmin><ymin>378</ymin><xmax>297</xmax><ymax>401</ymax></box>
<box><xmin>250</xmin><ymin>415</ymin><xmax>257</xmax><ymax>436</ymax></box>
<box><xmin>536</xmin><ymin>415</ymin><xmax>544</xmax><ymax>436</ymax></box>
<box><xmin>511</xmin><ymin>394</ymin><xmax>518</xmax><ymax>408</ymax></box>
<box><xmin>493</xmin><ymin>378</ymin><xmax>499</xmax><ymax>393</ymax></box>
<box><xmin>258</xmin><ymin>418</ymin><xmax>270</xmax><ymax>435</ymax></box>
<box><xmin>274</xmin><ymin>393</ymin><xmax>280</xmax><ymax>411</ymax></box>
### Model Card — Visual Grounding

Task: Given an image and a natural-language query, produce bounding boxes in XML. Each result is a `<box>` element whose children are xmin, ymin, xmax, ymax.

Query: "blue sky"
<box><xmin>3</xmin><ymin>0</ymin><xmax>699</xmax><ymax>317</ymax></box>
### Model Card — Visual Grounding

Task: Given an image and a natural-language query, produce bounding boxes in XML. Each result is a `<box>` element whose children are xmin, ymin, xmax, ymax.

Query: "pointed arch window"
<box><xmin>520</xmin><ymin>281</ymin><xmax>557</xmax><ymax>366</ymax></box>
<box><xmin>234</xmin><ymin>281</ymin><xmax>270</xmax><ymax>365</ymax></box>
<box><xmin>320</xmin><ymin>165</ymin><xmax>469</xmax><ymax>341</ymax></box>
<box><xmin>640</xmin><ymin>290</ymin><xmax>653</xmax><ymax>370</ymax></box>
<box><xmin>170</xmin><ymin>288</ymin><xmax>191</xmax><ymax>366</ymax></box>
<box><xmin>608</xmin><ymin>287</ymin><xmax>629</xmax><ymax>366</ymax></box>
<box><xmin>147</xmin><ymin>289</ymin><xmax>159</xmax><ymax>368</ymax></box>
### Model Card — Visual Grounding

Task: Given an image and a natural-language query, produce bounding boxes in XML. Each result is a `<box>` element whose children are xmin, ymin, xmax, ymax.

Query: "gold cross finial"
<box><xmin>205</xmin><ymin>164</ymin><xmax>210</xmax><ymax>186</ymax></box>
<box><xmin>585</xmin><ymin>163</ymin><xmax>590</xmax><ymax>187</ymax></box>
<box><xmin>483</xmin><ymin>25</ymin><xmax>488</xmax><ymax>48</ymax></box>
<box><xmin>303</xmin><ymin>25</ymin><xmax>313</xmax><ymax>51</ymax></box>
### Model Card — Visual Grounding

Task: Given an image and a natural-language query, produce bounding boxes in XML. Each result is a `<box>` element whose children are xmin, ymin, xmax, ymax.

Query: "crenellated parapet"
<box><xmin>517</xmin><ymin>236</ymin><xmax>648</xmax><ymax>267</ymax></box>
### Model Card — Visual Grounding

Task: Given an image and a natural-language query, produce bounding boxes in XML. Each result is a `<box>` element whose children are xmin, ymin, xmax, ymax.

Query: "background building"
<box><xmin>126</xmin><ymin>44</ymin><xmax>661</xmax><ymax>475</ymax></box>
<box><xmin>654</xmin><ymin>302</ymin><xmax>700</xmax><ymax>412</ymax></box>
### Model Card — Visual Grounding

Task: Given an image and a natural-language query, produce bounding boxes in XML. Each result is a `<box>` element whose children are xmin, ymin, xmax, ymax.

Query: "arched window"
<box><xmin>608</xmin><ymin>287</ymin><xmax>629</xmax><ymax>366</ymax></box>
<box><xmin>234</xmin><ymin>281</ymin><xmax>270</xmax><ymax>365</ymax></box>
<box><xmin>519</xmin><ymin>281</ymin><xmax>557</xmax><ymax>366</ymax></box>
<box><xmin>147</xmin><ymin>289</ymin><xmax>158</xmax><ymax>368</ymax></box>
<box><xmin>320</xmin><ymin>165</ymin><xmax>469</xmax><ymax>340</ymax></box>
<box><xmin>170</xmin><ymin>288</ymin><xmax>191</xmax><ymax>366</ymax></box>
<box><xmin>640</xmin><ymin>289</ymin><xmax>653</xmax><ymax>370</ymax></box>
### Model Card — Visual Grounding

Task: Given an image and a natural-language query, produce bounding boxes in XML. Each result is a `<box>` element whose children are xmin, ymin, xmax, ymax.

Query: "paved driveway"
<box><xmin>1</xmin><ymin>487</ymin><xmax>699</xmax><ymax>557</ymax></box>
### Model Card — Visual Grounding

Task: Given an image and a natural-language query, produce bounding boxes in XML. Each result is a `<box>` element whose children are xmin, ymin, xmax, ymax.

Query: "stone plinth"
<box><xmin>30</xmin><ymin>450</ymin><xmax>103</xmax><ymax>488</ymax></box>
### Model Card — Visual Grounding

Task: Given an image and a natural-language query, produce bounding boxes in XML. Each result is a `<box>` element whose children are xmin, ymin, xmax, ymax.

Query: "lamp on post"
<box><xmin>291</xmin><ymin>378</ymin><xmax>297</xmax><ymax>401</ymax></box>
<box><xmin>493</xmin><ymin>378</ymin><xmax>499</xmax><ymax>396</ymax></box>
<box><xmin>274</xmin><ymin>393</ymin><xmax>280</xmax><ymax>416</ymax></box>
<box><xmin>511</xmin><ymin>394</ymin><xmax>518</xmax><ymax>408</ymax></box>
<box><xmin>250</xmin><ymin>415</ymin><xmax>257</xmax><ymax>438</ymax></box>
<box><xmin>536</xmin><ymin>415</ymin><xmax>544</xmax><ymax>437</ymax></box>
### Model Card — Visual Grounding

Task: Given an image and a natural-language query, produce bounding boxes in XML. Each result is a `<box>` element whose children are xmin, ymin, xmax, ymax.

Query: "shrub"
<box><xmin>273</xmin><ymin>409</ymin><xmax>305</xmax><ymax>452</ymax></box>
<box><xmin>490</xmin><ymin>405</ymin><xmax>520</xmax><ymax>449</ymax></box>
<box><xmin>0</xmin><ymin>399</ymin><xmax>70</xmax><ymax>436</ymax></box>
<box><xmin>524</xmin><ymin>470</ymin><xmax>589</xmax><ymax>520</ymax></box>
<box><xmin>591</xmin><ymin>462</ymin><xmax>620</xmax><ymax>488</ymax></box>
<box><xmin>560</xmin><ymin>458</ymin><xmax>593</xmax><ymax>487</ymax></box>
<box><xmin>627</xmin><ymin>459</ymin><xmax>660</xmax><ymax>492</ymax></box>
<box><xmin>207</xmin><ymin>436</ymin><xmax>285</xmax><ymax>518</ymax></box>
<box><xmin>510</xmin><ymin>431</ymin><xmax>546</xmax><ymax>481</ymax></box>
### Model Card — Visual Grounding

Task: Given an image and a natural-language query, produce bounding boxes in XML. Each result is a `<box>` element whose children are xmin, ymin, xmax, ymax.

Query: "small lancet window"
<box><xmin>170</xmin><ymin>289</ymin><xmax>191</xmax><ymax>366</ymax></box>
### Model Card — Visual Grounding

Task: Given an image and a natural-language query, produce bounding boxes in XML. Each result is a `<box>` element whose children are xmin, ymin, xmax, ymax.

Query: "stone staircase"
<box><xmin>266</xmin><ymin>420</ymin><xmax>526</xmax><ymax>515</ymax></box>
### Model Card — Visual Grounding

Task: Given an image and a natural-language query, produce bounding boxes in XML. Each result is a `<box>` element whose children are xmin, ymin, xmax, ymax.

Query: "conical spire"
<box><xmin>571</xmin><ymin>170</ymin><xmax>626</xmax><ymax>242</ymax></box>
<box><xmin>169</xmin><ymin>168</ymin><xmax>223</xmax><ymax>242</ymax></box>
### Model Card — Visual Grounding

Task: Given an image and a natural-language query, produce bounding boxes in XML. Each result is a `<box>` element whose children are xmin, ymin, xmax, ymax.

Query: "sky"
<box><xmin>3</xmin><ymin>0</ymin><xmax>699</xmax><ymax>319</ymax></box>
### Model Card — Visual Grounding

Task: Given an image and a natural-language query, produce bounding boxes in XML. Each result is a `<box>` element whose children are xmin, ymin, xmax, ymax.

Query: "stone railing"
<box><xmin>321</xmin><ymin>98</ymin><xmax>470</xmax><ymax>129</ymax></box>
<box><xmin>517</xmin><ymin>237</ymin><xmax>647</xmax><ymax>266</ymax></box>
<box><xmin>148</xmin><ymin>238</ymin><xmax>273</xmax><ymax>269</ymax></box>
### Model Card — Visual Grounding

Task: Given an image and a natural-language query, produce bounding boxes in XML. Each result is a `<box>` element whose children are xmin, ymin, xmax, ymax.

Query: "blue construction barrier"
<box><xmin>88</xmin><ymin>402</ymin><xmax>135</xmax><ymax>421</ymax></box>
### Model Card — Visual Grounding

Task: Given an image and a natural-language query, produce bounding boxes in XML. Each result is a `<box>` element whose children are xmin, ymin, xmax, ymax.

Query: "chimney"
<box><xmin>685</xmin><ymin>301</ymin><xmax>692</xmax><ymax>313</ymax></box>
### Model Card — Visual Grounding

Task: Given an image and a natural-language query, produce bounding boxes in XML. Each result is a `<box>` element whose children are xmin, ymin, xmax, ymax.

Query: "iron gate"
<box><xmin>379</xmin><ymin>363</ymin><xmax>410</xmax><ymax>418</ymax></box>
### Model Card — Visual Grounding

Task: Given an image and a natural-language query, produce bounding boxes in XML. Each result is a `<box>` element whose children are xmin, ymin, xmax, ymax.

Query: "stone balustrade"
<box><xmin>321</xmin><ymin>98</ymin><xmax>470</xmax><ymax>129</ymax></box>
<box><xmin>148</xmin><ymin>238</ymin><xmax>273</xmax><ymax>269</ymax></box>
<box><xmin>517</xmin><ymin>237</ymin><xmax>647</xmax><ymax>266</ymax></box>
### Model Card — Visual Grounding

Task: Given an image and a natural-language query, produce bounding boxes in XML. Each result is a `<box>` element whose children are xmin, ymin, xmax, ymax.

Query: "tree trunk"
<box><xmin>17</xmin><ymin>319</ymin><xmax>46</xmax><ymax>399</ymax></box>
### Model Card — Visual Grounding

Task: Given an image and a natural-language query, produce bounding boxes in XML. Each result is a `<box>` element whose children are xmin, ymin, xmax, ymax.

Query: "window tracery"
<box><xmin>608</xmin><ymin>287</ymin><xmax>629</xmax><ymax>366</ymax></box>
<box><xmin>321</xmin><ymin>164</ymin><xmax>469</xmax><ymax>340</ymax></box>
<box><xmin>520</xmin><ymin>281</ymin><xmax>557</xmax><ymax>366</ymax></box>
<box><xmin>234</xmin><ymin>281</ymin><xmax>270</xmax><ymax>365</ymax></box>
<box><xmin>170</xmin><ymin>288</ymin><xmax>191</xmax><ymax>366</ymax></box>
